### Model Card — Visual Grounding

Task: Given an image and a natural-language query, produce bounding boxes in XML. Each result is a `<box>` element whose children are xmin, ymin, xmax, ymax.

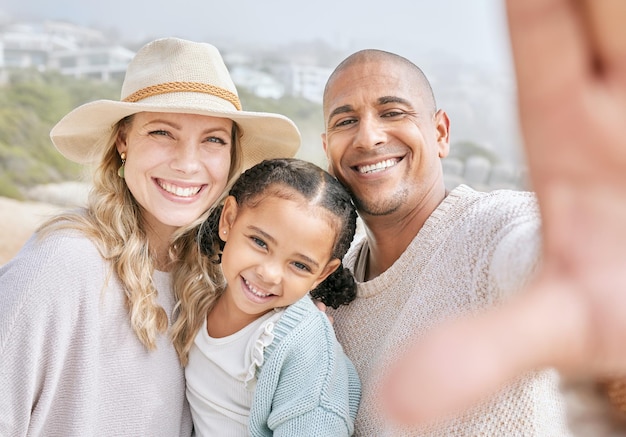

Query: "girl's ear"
<box><xmin>218</xmin><ymin>196</ymin><xmax>238</xmax><ymax>242</ymax></box>
<box><xmin>311</xmin><ymin>258</ymin><xmax>341</xmax><ymax>290</ymax></box>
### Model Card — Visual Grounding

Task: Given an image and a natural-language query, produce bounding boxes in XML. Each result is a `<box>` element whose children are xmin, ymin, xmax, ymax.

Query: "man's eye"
<box><xmin>335</xmin><ymin>118</ymin><xmax>356</xmax><ymax>127</ymax></box>
<box><xmin>382</xmin><ymin>110</ymin><xmax>404</xmax><ymax>118</ymax></box>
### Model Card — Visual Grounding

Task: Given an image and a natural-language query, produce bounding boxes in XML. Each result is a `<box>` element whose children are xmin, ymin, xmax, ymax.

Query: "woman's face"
<box><xmin>117</xmin><ymin>111</ymin><xmax>234</xmax><ymax>240</ymax></box>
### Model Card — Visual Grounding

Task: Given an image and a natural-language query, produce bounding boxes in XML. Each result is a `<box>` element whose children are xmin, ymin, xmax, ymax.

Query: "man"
<box><xmin>379</xmin><ymin>0</ymin><xmax>626</xmax><ymax>434</ymax></box>
<box><xmin>321</xmin><ymin>48</ymin><xmax>569</xmax><ymax>435</ymax></box>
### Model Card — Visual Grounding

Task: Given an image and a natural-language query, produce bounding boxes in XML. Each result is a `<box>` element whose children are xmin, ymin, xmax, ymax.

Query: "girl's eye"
<box><xmin>251</xmin><ymin>237</ymin><xmax>267</xmax><ymax>249</ymax></box>
<box><xmin>292</xmin><ymin>261</ymin><xmax>311</xmax><ymax>272</ymax></box>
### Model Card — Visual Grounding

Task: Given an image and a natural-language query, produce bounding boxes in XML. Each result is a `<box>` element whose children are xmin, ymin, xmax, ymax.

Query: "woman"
<box><xmin>0</xmin><ymin>37</ymin><xmax>300</xmax><ymax>436</ymax></box>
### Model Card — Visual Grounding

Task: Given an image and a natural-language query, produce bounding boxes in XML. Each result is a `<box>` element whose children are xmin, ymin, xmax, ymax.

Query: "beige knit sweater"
<box><xmin>0</xmin><ymin>229</ymin><xmax>193</xmax><ymax>436</ymax></box>
<box><xmin>329</xmin><ymin>184</ymin><xmax>571</xmax><ymax>437</ymax></box>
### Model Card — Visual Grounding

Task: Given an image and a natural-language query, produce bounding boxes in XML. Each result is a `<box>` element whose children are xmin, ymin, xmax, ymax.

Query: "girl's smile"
<box><xmin>209</xmin><ymin>193</ymin><xmax>340</xmax><ymax>336</ymax></box>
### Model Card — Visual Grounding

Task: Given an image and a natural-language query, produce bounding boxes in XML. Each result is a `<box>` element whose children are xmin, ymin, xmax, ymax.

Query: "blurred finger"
<box><xmin>504</xmin><ymin>0</ymin><xmax>592</xmax><ymax>213</ymax></box>
<box><xmin>582</xmin><ymin>0</ymin><xmax>626</xmax><ymax>77</ymax></box>
<box><xmin>380</xmin><ymin>278</ymin><xmax>587</xmax><ymax>425</ymax></box>
<box><xmin>506</xmin><ymin>0</ymin><xmax>588</xmax><ymax>108</ymax></box>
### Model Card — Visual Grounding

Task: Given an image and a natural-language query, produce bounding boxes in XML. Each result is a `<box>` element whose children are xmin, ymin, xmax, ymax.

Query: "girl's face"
<box><xmin>218</xmin><ymin>193</ymin><xmax>341</xmax><ymax>324</ymax></box>
<box><xmin>116</xmin><ymin>112</ymin><xmax>234</xmax><ymax>242</ymax></box>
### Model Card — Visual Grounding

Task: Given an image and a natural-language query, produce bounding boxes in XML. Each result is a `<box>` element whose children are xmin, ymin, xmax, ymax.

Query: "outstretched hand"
<box><xmin>380</xmin><ymin>0</ymin><xmax>626</xmax><ymax>425</ymax></box>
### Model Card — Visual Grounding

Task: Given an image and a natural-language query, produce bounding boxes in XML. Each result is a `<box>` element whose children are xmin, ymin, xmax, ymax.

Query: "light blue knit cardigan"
<box><xmin>249</xmin><ymin>296</ymin><xmax>361</xmax><ymax>436</ymax></box>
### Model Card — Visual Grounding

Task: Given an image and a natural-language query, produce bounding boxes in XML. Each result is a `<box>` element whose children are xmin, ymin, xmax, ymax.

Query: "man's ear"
<box><xmin>434</xmin><ymin>109</ymin><xmax>450</xmax><ymax>158</ymax></box>
<box><xmin>218</xmin><ymin>196</ymin><xmax>238</xmax><ymax>242</ymax></box>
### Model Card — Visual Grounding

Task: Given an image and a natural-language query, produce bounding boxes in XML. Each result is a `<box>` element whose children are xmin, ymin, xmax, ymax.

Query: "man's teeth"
<box><xmin>358</xmin><ymin>159</ymin><xmax>398</xmax><ymax>174</ymax></box>
<box><xmin>244</xmin><ymin>279</ymin><xmax>272</xmax><ymax>298</ymax></box>
<box><xmin>158</xmin><ymin>181</ymin><xmax>201</xmax><ymax>197</ymax></box>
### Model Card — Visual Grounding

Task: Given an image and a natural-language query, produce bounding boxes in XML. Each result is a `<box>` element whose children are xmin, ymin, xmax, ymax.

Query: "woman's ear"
<box><xmin>218</xmin><ymin>196</ymin><xmax>238</xmax><ymax>242</ymax></box>
<box><xmin>115</xmin><ymin>127</ymin><xmax>128</xmax><ymax>155</ymax></box>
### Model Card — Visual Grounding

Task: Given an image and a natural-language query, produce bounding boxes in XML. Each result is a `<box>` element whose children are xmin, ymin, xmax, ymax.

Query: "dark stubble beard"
<box><xmin>351</xmin><ymin>187</ymin><xmax>409</xmax><ymax>217</ymax></box>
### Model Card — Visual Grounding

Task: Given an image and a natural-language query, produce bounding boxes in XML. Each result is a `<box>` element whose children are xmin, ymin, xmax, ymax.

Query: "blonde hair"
<box><xmin>39</xmin><ymin>116</ymin><xmax>243</xmax><ymax>350</ymax></box>
<box><xmin>170</xmin><ymin>219</ymin><xmax>226</xmax><ymax>364</ymax></box>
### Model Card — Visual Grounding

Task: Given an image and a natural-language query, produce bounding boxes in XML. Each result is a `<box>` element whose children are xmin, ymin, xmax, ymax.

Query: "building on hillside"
<box><xmin>229</xmin><ymin>66</ymin><xmax>285</xmax><ymax>99</ymax></box>
<box><xmin>1</xmin><ymin>19</ymin><xmax>334</xmax><ymax>104</ymax></box>
<box><xmin>273</xmin><ymin>64</ymin><xmax>332</xmax><ymax>103</ymax></box>
<box><xmin>48</xmin><ymin>45</ymin><xmax>134</xmax><ymax>81</ymax></box>
<box><xmin>0</xmin><ymin>21</ymin><xmax>133</xmax><ymax>80</ymax></box>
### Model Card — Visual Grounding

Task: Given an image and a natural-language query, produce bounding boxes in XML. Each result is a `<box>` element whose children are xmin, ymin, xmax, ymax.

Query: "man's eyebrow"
<box><xmin>378</xmin><ymin>96</ymin><xmax>411</xmax><ymax>106</ymax></box>
<box><xmin>327</xmin><ymin>104</ymin><xmax>353</xmax><ymax>125</ymax></box>
<box><xmin>327</xmin><ymin>97</ymin><xmax>413</xmax><ymax>124</ymax></box>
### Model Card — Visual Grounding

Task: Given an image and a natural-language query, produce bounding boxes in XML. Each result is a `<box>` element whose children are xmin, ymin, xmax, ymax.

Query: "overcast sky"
<box><xmin>0</xmin><ymin>0</ymin><xmax>513</xmax><ymax>73</ymax></box>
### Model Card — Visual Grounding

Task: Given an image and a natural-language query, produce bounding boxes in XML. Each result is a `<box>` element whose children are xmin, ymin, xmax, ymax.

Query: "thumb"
<box><xmin>379</xmin><ymin>279</ymin><xmax>586</xmax><ymax>425</ymax></box>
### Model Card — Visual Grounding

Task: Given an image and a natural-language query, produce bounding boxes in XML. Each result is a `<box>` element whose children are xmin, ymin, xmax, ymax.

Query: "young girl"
<box><xmin>173</xmin><ymin>158</ymin><xmax>361</xmax><ymax>436</ymax></box>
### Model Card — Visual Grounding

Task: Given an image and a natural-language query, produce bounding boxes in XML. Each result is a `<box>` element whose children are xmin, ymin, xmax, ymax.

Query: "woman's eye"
<box><xmin>149</xmin><ymin>129</ymin><xmax>170</xmax><ymax>136</ymax></box>
<box><xmin>206</xmin><ymin>136</ymin><xmax>227</xmax><ymax>145</ymax></box>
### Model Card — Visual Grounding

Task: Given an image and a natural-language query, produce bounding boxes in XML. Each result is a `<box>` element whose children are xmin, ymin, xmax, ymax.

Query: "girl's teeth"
<box><xmin>244</xmin><ymin>279</ymin><xmax>271</xmax><ymax>297</ymax></box>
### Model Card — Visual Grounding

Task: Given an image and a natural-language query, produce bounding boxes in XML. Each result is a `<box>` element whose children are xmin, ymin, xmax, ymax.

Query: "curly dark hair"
<box><xmin>198</xmin><ymin>158</ymin><xmax>358</xmax><ymax>308</ymax></box>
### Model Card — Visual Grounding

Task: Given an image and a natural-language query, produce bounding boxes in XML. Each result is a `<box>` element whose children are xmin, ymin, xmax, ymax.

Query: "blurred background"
<box><xmin>0</xmin><ymin>0</ymin><xmax>527</xmax><ymax>264</ymax></box>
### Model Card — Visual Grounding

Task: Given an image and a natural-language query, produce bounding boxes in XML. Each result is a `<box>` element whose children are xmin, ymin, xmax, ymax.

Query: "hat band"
<box><xmin>122</xmin><ymin>81</ymin><xmax>242</xmax><ymax>110</ymax></box>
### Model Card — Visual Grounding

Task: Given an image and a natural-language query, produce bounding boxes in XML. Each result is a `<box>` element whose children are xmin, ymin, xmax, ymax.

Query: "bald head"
<box><xmin>324</xmin><ymin>49</ymin><xmax>437</xmax><ymax>114</ymax></box>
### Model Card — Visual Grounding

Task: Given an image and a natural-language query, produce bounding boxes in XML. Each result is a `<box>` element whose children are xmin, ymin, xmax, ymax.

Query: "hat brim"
<box><xmin>50</xmin><ymin>94</ymin><xmax>301</xmax><ymax>170</ymax></box>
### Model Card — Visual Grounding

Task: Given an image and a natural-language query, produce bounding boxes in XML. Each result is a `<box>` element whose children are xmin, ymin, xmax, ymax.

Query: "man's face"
<box><xmin>322</xmin><ymin>59</ymin><xmax>449</xmax><ymax>219</ymax></box>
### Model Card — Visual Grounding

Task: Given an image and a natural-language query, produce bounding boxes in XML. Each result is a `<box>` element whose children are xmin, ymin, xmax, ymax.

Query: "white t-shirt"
<box><xmin>186</xmin><ymin>309</ymin><xmax>284</xmax><ymax>437</ymax></box>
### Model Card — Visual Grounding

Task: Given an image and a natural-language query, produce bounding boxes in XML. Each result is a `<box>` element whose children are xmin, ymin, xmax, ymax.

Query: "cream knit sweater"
<box><xmin>329</xmin><ymin>184</ymin><xmax>571</xmax><ymax>437</ymax></box>
<box><xmin>0</xmin><ymin>229</ymin><xmax>193</xmax><ymax>436</ymax></box>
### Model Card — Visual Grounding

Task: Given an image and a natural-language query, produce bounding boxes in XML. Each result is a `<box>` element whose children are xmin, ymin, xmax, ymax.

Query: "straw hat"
<box><xmin>50</xmin><ymin>37</ymin><xmax>301</xmax><ymax>169</ymax></box>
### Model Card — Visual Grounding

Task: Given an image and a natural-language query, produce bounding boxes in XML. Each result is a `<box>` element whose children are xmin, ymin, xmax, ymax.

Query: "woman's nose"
<box><xmin>171</xmin><ymin>139</ymin><xmax>201</xmax><ymax>174</ymax></box>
